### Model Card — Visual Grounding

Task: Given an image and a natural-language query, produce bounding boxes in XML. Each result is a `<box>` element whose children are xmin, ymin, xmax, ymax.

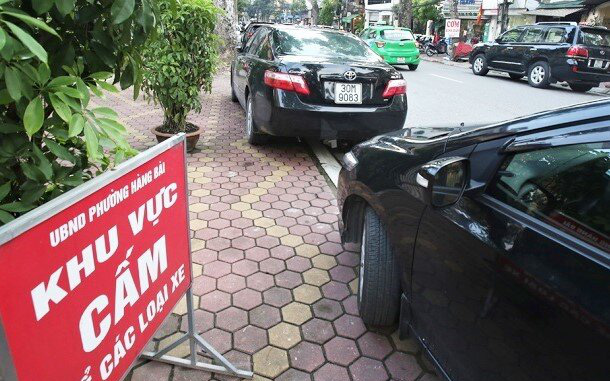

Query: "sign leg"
<box><xmin>140</xmin><ymin>287</ymin><xmax>254</xmax><ymax>379</ymax></box>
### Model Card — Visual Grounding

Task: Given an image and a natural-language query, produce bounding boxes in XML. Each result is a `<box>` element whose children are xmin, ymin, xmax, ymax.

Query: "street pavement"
<box><xmin>396</xmin><ymin>59</ymin><xmax>607</xmax><ymax>129</ymax></box>
<box><xmin>92</xmin><ymin>72</ymin><xmax>440</xmax><ymax>381</ymax></box>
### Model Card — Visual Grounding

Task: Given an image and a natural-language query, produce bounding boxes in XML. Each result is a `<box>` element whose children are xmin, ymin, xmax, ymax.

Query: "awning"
<box><xmin>523</xmin><ymin>8</ymin><xmax>584</xmax><ymax>17</ymax></box>
<box><xmin>341</xmin><ymin>14</ymin><xmax>360</xmax><ymax>23</ymax></box>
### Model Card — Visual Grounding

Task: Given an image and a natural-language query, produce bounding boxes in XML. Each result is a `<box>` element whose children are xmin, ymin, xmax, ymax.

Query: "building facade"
<box><xmin>364</xmin><ymin>0</ymin><xmax>401</xmax><ymax>27</ymax></box>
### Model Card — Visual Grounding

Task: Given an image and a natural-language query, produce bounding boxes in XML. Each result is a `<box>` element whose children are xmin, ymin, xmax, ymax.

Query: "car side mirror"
<box><xmin>495</xmin><ymin>38</ymin><xmax>503</xmax><ymax>43</ymax></box>
<box><xmin>416</xmin><ymin>157</ymin><xmax>469</xmax><ymax>208</ymax></box>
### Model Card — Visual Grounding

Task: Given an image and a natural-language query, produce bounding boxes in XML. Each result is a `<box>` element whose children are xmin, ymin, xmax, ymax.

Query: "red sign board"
<box><xmin>0</xmin><ymin>137</ymin><xmax>191</xmax><ymax>381</ymax></box>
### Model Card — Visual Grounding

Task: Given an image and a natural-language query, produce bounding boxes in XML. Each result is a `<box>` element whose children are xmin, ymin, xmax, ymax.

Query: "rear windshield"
<box><xmin>273</xmin><ymin>29</ymin><xmax>381</xmax><ymax>62</ymax></box>
<box><xmin>380</xmin><ymin>29</ymin><xmax>414</xmax><ymax>41</ymax></box>
<box><xmin>578</xmin><ymin>28</ymin><xmax>610</xmax><ymax>47</ymax></box>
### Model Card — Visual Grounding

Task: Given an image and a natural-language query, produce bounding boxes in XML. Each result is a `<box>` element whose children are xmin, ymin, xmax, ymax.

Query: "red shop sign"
<box><xmin>0</xmin><ymin>135</ymin><xmax>191</xmax><ymax>381</ymax></box>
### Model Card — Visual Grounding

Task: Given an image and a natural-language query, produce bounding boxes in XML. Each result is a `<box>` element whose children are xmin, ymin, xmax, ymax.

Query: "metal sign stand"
<box><xmin>140</xmin><ymin>287</ymin><xmax>253</xmax><ymax>379</ymax></box>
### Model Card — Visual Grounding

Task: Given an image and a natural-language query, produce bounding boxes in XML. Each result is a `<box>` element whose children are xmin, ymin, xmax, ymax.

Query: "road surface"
<box><xmin>397</xmin><ymin>60</ymin><xmax>607</xmax><ymax>128</ymax></box>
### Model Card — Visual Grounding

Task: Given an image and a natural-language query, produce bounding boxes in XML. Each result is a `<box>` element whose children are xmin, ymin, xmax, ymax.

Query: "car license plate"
<box><xmin>397</xmin><ymin>57</ymin><xmax>406</xmax><ymax>64</ymax></box>
<box><xmin>335</xmin><ymin>83</ymin><xmax>362</xmax><ymax>104</ymax></box>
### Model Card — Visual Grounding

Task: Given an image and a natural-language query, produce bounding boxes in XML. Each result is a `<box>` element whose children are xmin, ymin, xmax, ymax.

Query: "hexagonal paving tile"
<box><xmin>232</xmin><ymin>288</ymin><xmax>263</xmax><ymax>311</ymax></box>
<box><xmin>263</xmin><ymin>287</ymin><xmax>293</xmax><ymax>307</ymax></box>
<box><xmin>358</xmin><ymin>331</ymin><xmax>394</xmax><ymax>360</ymax></box>
<box><xmin>233</xmin><ymin>325</ymin><xmax>268</xmax><ymax>354</ymax></box>
<box><xmin>217</xmin><ymin>273</ymin><xmax>246</xmax><ymax>293</ymax></box>
<box><xmin>281</xmin><ymin>302</ymin><xmax>312</xmax><ymax>325</ymax></box>
<box><xmin>253</xmin><ymin>346</ymin><xmax>289</xmax><ymax>378</ymax></box>
<box><xmin>268</xmin><ymin>322</ymin><xmax>302</xmax><ymax>349</ymax></box>
<box><xmin>334</xmin><ymin>314</ymin><xmax>367</xmax><ymax>339</ymax></box>
<box><xmin>216</xmin><ymin>306</ymin><xmax>248</xmax><ymax>332</ymax></box>
<box><xmin>385</xmin><ymin>351</ymin><xmax>423</xmax><ymax>381</ymax></box>
<box><xmin>302</xmin><ymin>318</ymin><xmax>335</xmax><ymax>344</ymax></box>
<box><xmin>275</xmin><ymin>270</ymin><xmax>303</xmax><ymax>289</ymax></box>
<box><xmin>250</xmin><ymin>304</ymin><xmax>282</xmax><ymax>329</ymax></box>
<box><xmin>314</xmin><ymin>363</ymin><xmax>350</xmax><ymax>381</ymax></box>
<box><xmin>349</xmin><ymin>357</ymin><xmax>389</xmax><ymax>381</ymax></box>
<box><xmin>293</xmin><ymin>284</ymin><xmax>322</xmax><ymax>304</ymax></box>
<box><xmin>303</xmin><ymin>268</ymin><xmax>331</xmax><ymax>287</ymax></box>
<box><xmin>289</xmin><ymin>341</ymin><xmax>325</xmax><ymax>372</ymax></box>
<box><xmin>199</xmin><ymin>290</ymin><xmax>230</xmax><ymax>313</ymax></box>
<box><xmin>324</xmin><ymin>337</ymin><xmax>360</xmax><ymax>366</ymax></box>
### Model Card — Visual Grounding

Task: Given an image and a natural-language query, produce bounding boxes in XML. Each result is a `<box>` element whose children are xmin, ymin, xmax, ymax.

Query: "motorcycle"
<box><xmin>425</xmin><ymin>38</ymin><xmax>448</xmax><ymax>56</ymax></box>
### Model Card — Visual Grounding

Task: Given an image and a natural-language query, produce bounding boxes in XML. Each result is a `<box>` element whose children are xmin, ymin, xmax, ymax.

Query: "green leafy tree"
<box><xmin>140</xmin><ymin>0</ymin><xmax>219</xmax><ymax>134</ymax></box>
<box><xmin>290</xmin><ymin>0</ymin><xmax>307</xmax><ymax>16</ymax></box>
<box><xmin>318</xmin><ymin>0</ymin><xmax>338</xmax><ymax>26</ymax></box>
<box><xmin>250</xmin><ymin>0</ymin><xmax>274</xmax><ymax>20</ymax></box>
<box><xmin>412</xmin><ymin>0</ymin><xmax>441</xmax><ymax>33</ymax></box>
<box><xmin>0</xmin><ymin>0</ymin><xmax>155</xmax><ymax>225</ymax></box>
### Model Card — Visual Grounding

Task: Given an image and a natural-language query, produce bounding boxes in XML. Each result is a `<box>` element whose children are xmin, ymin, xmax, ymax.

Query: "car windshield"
<box><xmin>273</xmin><ymin>28</ymin><xmax>381</xmax><ymax>61</ymax></box>
<box><xmin>578</xmin><ymin>28</ymin><xmax>610</xmax><ymax>47</ymax></box>
<box><xmin>381</xmin><ymin>29</ymin><xmax>414</xmax><ymax>41</ymax></box>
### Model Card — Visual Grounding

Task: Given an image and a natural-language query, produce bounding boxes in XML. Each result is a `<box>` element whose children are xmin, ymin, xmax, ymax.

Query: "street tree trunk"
<box><xmin>399</xmin><ymin>0</ymin><xmax>413</xmax><ymax>28</ymax></box>
<box><xmin>311</xmin><ymin>0</ymin><xmax>319</xmax><ymax>25</ymax></box>
<box><xmin>213</xmin><ymin>0</ymin><xmax>239</xmax><ymax>49</ymax></box>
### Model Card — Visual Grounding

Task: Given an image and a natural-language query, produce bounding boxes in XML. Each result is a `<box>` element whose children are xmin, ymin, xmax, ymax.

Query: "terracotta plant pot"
<box><xmin>151</xmin><ymin>125</ymin><xmax>201</xmax><ymax>152</ymax></box>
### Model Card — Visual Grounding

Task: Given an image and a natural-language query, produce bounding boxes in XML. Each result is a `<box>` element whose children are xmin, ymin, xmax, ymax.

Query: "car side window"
<box><xmin>545</xmin><ymin>27</ymin><xmax>568</xmax><ymax>43</ymax></box>
<box><xmin>257</xmin><ymin>34</ymin><xmax>274</xmax><ymax>60</ymax></box>
<box><xmin>245</xmin><ymin>29</ymin><xmax>267</xmax><ymax>55</ymax></box>
<box><xmin>521</xmin><ymin>28</ymin><xmax>545</xmax><ymax>43</ymax></box>
<box><xmin>487</xmin><ymin>142</ymin><xmax>610</xmax><ymax>251</ymax></box>
<box><xmin>501</xmin><ymin>28</ymin><xmax>524</xmax><ymax>43</ymax></box>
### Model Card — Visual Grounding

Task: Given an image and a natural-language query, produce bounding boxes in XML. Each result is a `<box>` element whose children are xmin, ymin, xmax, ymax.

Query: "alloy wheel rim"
<box><xmin>474</xmin><ymin>58</ymin><xmax>483</xmax><ymax>72</ymax></box>
<box><xmin>531</xmin><ymin>66</ymin><xmax>545</xmax><ymax>84</ymax></box>
<box><xmin>246</xmin><ymin>98</ymin><xmax>253</xmax><ymax>137</ymax></box>
<box><xmin>359</xmin><ymin>225</ymin><xmax>366</xmax><ymax>303</ymax></box>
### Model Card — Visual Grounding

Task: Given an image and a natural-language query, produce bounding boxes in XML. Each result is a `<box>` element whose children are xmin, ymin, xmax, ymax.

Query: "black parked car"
<box><xmin>230</xmin><ymin>24</ymin><xmax>408</xmax><ymax>145</ymax></box>
<box><xmin>240</xmin><ymin>21</ymin><xmax>273</xmax><ymax>47</ymax></box>
<box><xmin>338</xmin><ymin>100</ymin><xmax>610</xmax><ymax>381</ymax></box>
<box><xmin>470</xmin><ymin>22</ymin><xmax>610</xmax><ymax>92</ymax></box>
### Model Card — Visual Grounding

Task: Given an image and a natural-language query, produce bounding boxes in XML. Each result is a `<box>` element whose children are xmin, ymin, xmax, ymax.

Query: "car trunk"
<box><xmin>278</xmin><ymin>55</ymin><xmax>396</xmax><ymax>107</ymax></box>
<box><xmin>382</xmin><ymin>40</ymin><xmax>418</xmax><ymax>55</ymax></box>
<box><xmin>578</xmin><ymin>28</ymin><xmax>610</xmax><ymax>74</ymax></box>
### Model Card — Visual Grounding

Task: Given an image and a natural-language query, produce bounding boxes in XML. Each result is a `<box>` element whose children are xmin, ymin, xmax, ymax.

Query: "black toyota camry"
<box><xmin>338</xmin><ymin>100</ymin><xmax>610</xmax><ymax>381</ymax></box>
<box><xmin>230</xmin><ymin>24</ymin><xmax>408</xmax><ymax>145</ymax></box>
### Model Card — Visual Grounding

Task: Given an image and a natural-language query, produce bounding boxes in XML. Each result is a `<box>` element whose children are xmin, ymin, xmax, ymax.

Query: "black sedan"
<box><xmin>338</xmin><ymin>100</ymin><xmax>610</xmax><ymax>381</ymax></box>
<box><xmin>230</xmin><ymin>24</ymin><xmax>408</xmax><ymax>145</ymax></box>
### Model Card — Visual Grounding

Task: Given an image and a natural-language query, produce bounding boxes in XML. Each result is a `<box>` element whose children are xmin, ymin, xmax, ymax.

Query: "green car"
<box><xmin>360</xmin><ymin>26</ymin><xmax>420</xmax><ymax>70</ymax></box>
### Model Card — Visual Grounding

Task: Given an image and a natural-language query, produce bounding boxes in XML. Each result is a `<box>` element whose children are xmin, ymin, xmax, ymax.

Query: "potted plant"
<box><xmin>141</xmin><ymin>0</ymin><xmax>219</xmax><ymax>152</ymax></box>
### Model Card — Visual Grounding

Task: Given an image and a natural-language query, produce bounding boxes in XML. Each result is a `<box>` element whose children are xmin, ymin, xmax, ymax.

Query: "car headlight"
<box><xmin>342</xmin><ymin>151</ymin><xmax>358</xmax><ymax>171</ymax></box>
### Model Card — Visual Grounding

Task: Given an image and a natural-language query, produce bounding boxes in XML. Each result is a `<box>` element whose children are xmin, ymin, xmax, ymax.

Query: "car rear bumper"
<box><xmin>381</xmin><ymin>51</ymin><xmax>420</xmax><ymax>65</ymax></box>
<box><xmin>255</xmin><ymin>90</ymin><xmax>408</xmax><ymax>141</ymax></box>
<box><xmin>553</xmin><ymin>59</ymin><xmax>610</xmax><ymax>84</ymax></box>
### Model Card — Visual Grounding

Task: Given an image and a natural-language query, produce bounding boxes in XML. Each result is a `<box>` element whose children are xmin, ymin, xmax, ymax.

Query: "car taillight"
<box><xmin>264</xmin><ymin>70</ymin><xmax>310</xmax><ymax>95</ymax></box>
<box><xmin>375</xmin><ymin>41</ymin><xmax>386</xmax><ymax>48</ymax></box>
<box><xmin>382</xmin><ymin>79</ymin><xmax>407</xmax><ymax>98</ymax></box>
<box><xmin>567</xmin><ymin>45</ymin><xmax>589</xmax><ymax>59</ymax></box>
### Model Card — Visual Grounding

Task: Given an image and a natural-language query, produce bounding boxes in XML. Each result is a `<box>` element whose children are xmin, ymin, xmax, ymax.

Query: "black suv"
<box><xmin>470</xmin><ymin>22</ymin><xmax>610</xmax><ymax>92</ymax></box>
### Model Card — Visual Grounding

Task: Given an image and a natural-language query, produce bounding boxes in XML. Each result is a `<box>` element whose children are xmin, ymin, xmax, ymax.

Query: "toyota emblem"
<box><xmin>602</xmin><ymin>50</ymin><xmax>606</xmax><ymax>55</ymax></box>
<box><xmin>344</xmin><ymin>71</ymin><xmax>357</xmax><ymax>81</ymax></box>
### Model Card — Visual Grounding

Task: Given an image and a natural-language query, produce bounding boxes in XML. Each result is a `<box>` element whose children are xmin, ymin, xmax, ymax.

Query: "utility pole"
<box><xmin>499</xmin><ymin>0</ymin><xmax>510</xmax><ymax>33</ymax></box>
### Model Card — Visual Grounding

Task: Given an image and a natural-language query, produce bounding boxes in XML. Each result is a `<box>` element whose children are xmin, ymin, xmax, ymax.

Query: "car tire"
<box><xmin>408</xmin><ymin>64</ymin><xmax>418</xmax><ymax>71</ymax></box>
<box><xmin>472</xmin><ymin>54</ymin><xmax>489</xmax><ymax>76</ymax></box>
<box><xmin>231</xmin><ymin>77</ymin><xmax>238</xmax><ymax>103</ymax></box>
<box><xmin>245</xmin><ymin>94</ymin><xmax>267</xmax><ymax>145</ymax></box>
<box><xmin>568</xmin><ymin>83</ymin><xmax>594</xmax><ymax>92</ymax></box>
<box><xmin>527</xmin><ymin>61</ymin><xmax>551</xmax><ymax>89</ymax></box>
<box><xmin>508</xmin><ymin>73</ymin><xmax>523</xmax><ymax>80</ymax></box>
<box><xmin>358</xmin><ymin>206</ymin><xmax>401</xmax><ymax>326</ymax></box>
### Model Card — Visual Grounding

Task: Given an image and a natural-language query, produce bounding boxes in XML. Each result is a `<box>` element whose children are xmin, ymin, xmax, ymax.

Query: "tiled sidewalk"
<box><xmin>93</xmin><ymin>71</ymin><xmax>439</xmax><ymax>381</ymax></box>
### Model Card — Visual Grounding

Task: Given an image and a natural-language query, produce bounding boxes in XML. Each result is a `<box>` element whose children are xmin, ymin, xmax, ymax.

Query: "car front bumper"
<box><xmin>255</xmin><ymin>90</ymin><xmax>408</xmax><ymax>142</ymax></box>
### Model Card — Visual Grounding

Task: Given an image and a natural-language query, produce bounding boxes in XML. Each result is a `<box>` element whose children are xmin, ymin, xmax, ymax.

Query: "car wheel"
<box><xmin>527</xmin><ymin>61</ymin><xmax>551</xmax><ymax>88</ymax></box>
<box><xmin>245</xmin><ymin>94</ymin><xmax>267</xmax><ymax>145</ymax></box>
<box><xmin>230</xmin><ymin>75</ymin><xmax>238</xmax><ymax>103</ymax></box>
<box><xmin>568</xmin><ymin>83</ymin><xmax>594</xmax><ymax>92</ymax></box>
<box><xmin>508</xmin><ymin>73</ymin><xmax>523</xmax><ymax>80</ymax></box>
<box><xmin>408</xmin><ymin>64</ymin><xmax>418</xmax><ymax>71</ymax></box>
<box><xmin>358</xmin><ymin>206</ymin><xmax>401</xmax><ymax>326</ymax></box>
<box><xmin>472</xmin><ymin>54</ymin><xmax>488</xmax><ymax>76</ymax></box>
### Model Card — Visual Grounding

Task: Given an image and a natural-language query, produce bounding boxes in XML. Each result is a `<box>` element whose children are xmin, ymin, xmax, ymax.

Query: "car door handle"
<box><xmin>530</xmin><ymin>48</ymin><xmax>537</xmax><ymax>51</ymax></box>
<box><xmin>506</xmin><ymin>47</ymin><xmax>513</xmax><ymax>50</ymax></box>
